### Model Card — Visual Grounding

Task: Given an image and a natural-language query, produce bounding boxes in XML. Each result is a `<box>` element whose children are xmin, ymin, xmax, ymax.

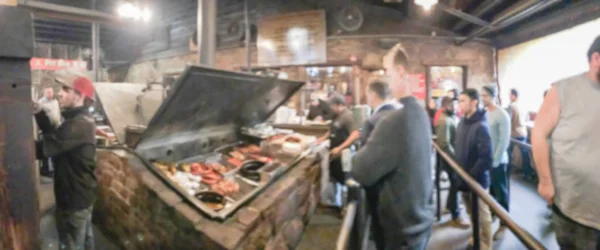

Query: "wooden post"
<box><xmin>0</xmin><ymin>6</ymin><xmax>39</xmax><ymax>250</ymax></box>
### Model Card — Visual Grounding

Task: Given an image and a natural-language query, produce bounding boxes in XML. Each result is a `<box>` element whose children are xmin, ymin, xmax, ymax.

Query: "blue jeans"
<box><xmin>508</xmin><ymin>136</ymin><xmax>535</xmax><ymax>179</ymax></box>
<box><xmin>490</xmin><ymin>164</ymin><xmax>509</xmax><ymax>212</ymax></box>
<box><xmin>442</xmin><ymin>161</ymin><xmax>461</xmax><ymax>219</ymax></box>
<box><xmin>55</xmin><ymin>206</ymin><xmax>95</xmax><ymax>250</ymax></box>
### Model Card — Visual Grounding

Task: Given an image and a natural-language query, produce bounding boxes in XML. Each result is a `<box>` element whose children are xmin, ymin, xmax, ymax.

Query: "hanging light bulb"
<box><xmin>415</xmin><ymin>0</ymin><xmax>438</xmax><ymax>11</ymax></box>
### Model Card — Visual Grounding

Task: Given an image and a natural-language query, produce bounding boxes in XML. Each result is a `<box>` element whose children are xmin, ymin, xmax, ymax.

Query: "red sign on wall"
<box><xmin>30</xmin><ymin>58</ymin><xmax>88</xmax><ymax>71</ymax></box>
<box><xmin>407</xmin><ymin>73</ymin><xmax>426</xmax><ymax>100</ymax></box>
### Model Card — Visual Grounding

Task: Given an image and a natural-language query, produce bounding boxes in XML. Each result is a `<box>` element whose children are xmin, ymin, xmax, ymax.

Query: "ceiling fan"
<box><xmin>337</xmin><ymin>5</ymin><xmax>364</xmax><ymax>32</ymax></box>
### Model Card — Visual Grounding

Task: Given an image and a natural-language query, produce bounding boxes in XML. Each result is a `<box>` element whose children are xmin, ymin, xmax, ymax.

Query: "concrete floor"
<box><xmin>298</xmin><ymin>173</ymin><xmax>559</xmax><ymax>250</ymax></box>
<box><xmin>38</xmin><ymin>177</ymin><xmax>121</xmax><ymax>250</ymax></box>
<box><xmin>39</xmin><ymin>210</ymin><xmax>121</xmax><ymax>250</ymax></box>
<box><xmin>39</xmin><ymin>172</ymin><xmax>557</xmax><ymax>250</ymax></box>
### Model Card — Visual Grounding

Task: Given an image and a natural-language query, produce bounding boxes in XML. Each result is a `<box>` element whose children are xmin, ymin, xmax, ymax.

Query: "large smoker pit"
<box><xmin>93</xmin><ymin>66</ymin><xmax>322</xmax><ymax>249</ymax></box>
<box><xmin>97</xmin><ymin>66</ymin><xmax>312</xmax><ymax>217</ymax></box>
<box><xmin>95</xmin><ymin>148</ymin><xmax>322</xmax><ymax>250</ymax></box>
<box><xmin>125</xmin><ymin>66</ymin><xmax>306</xmax><ymax>220</ymax></box>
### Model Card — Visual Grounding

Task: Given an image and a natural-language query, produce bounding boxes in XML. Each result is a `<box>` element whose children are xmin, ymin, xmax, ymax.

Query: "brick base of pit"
<box><xmin>94</xmin><ymin>149</ymin><xmax>321</xmax><ymax>250</ymax></box>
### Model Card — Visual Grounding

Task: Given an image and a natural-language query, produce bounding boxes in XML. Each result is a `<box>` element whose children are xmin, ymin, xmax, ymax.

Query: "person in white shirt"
<box><xmin>507</xmin><ymin>89</ymin><xmax>533</xmax><ymax>180</ymax></box>
<box><xmin>37</xmin><ymin>86</ymin><xmax>61</xmax><ymax>176</ymax></box>
<box><xmin>39</xmin><ymin>86</ymin><xmax>55</xmax><ymax>103</ymax></box>
<box><xmin>481</xmin><ymin>85</ymin><xmax>511</xmax><ymax>240</ymax></box>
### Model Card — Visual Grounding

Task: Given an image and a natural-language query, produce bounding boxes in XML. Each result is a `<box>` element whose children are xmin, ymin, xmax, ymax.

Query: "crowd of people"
<box><xmin>34</xmin><ymin>34</ymin><xmax>600</xmax><ymax>250</ymax></box>
<box><xmin>308</xmin><ymin>35</ymin><xmax>600</xmax><ymax>250</ymax></box>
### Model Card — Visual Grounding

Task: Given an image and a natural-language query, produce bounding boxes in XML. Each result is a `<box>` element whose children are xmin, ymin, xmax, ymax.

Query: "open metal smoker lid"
<box><xmin>135</xmin><ymin>66</ymin><xmax>304</xmax><ymax>152</ymax></box>
<box><xmin>93</xmin><ymin>82</ymin><xmax>164</xmax><ymax>143</ymax></box>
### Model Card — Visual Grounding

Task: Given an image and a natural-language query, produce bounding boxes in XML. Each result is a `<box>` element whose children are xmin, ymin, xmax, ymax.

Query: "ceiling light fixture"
<box><xmin>415</xmin><ymin>0</ymin><xmax>438</xmax><ymax>11</ymax></box>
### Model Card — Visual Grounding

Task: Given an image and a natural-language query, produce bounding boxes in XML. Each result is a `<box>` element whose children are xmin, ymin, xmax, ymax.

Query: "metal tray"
<box><xmin>140</xmin><ymin>142</ymin><xmax>310</xmax><ymax>221</ymax></box>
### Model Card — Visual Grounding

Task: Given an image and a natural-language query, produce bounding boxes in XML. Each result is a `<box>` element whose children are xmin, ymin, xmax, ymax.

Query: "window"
<box><xmin>498</xmin><ymin>18</ymin><xmax>600</xmax><ymax>113</ymax></box>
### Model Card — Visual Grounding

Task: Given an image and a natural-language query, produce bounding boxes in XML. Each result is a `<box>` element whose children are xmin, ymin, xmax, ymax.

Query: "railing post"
<box><xmin>433</xmin><ymin>141</ymin><xmax>546</xmax><ymax>250</ymax></box>
<box><xmin>353</xmin><ymin>188</ymin><xmax>370</xmax><ymax>250</ymax></box>
<box><xmin>347</xmin><ymin>180</ymin><xmax>361</xmax><ymax>250</ymax></box>
<box><xmin>471</xmin><ymin>191</ymin><xmax>480</xmax><ymax>250</ymax></box>
<box><xmin>436</xmin><ymin>152</ymin><xmax>442</xmax><ymax>221</ymax></box>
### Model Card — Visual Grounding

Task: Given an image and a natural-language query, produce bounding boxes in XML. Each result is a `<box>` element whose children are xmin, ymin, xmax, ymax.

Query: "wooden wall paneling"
<box><xmin>0</xmin><ymin>7</ymin><xmax>38</xmax><ymax>250</ymax></box>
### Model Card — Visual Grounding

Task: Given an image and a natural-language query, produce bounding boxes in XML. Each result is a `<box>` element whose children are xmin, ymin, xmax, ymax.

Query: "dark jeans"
<box><xmin>366</xmin><ymin>186</ymin><xmax>386</xmax><ymax>250</ymax></box>
<box><xmin>329</xmin><ymin>158</ymin><xmax>346</xmax><ymax>184</ymax></box>
<box><xmin>442</xmin><ymin>161</ymin><xmax>461</xmax><ymax>219</ymax></box>
<box><xmin>508</xmin><ymin>136</ymin><xmax>535</xmax><ymax>178</ymax></box>
<box><xmin>490</xmin><ymin>164</ymin><xmax>509</xmax><ymax>213</ymax></box>
<box><xmin>553</xmin><ymin>206</ymin><xmax>600</xmax><ymax>249</ymax></box>
<box><xmin>371</xmin><ymin>204</ymin><xmax>385</xmax><ymax>250</ymax></box>
<box><xmin>41</xmin><ymin>157</ymin><xmax>53</xmax><ymax>175</ymax></box>
<box><xmin>55</xmin><ymin>206</ymin><xmax>95</xmax><ymax>250</ymax></box>
<box><xmin>37</xmin><ymin>137</ymin><xmax>54</xmax><ymax>176</ymax></box>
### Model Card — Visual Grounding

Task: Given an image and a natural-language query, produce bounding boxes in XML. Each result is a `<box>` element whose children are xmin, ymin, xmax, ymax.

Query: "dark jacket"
<box><xmin>351</xmin><ymin>96</ymin><xmax>434</xmax><ymax>247</ymax></box>
<box><xmin>454</xmin><ymin>109</ymin><xmax>493</xmax><ymax>190</ymax></box>
<box><xmin>427</xmin><ymin>108</ymin><xmax>436</xmax><ymax>133</ymax></box>
<box><xmin>359</xmin><ymin>102</ymin><xmax>400</xmax><ymax>145</ymax></box>
<box><xmin>35</xmin><ymin>107</ymin><xmax>97</xmax><ymax>212</ymax></box>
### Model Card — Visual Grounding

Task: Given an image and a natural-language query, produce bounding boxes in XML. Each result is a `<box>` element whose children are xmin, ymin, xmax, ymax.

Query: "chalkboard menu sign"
<box><xmin>257</xmin><ymin>10</ymin><xmax>327</xmax><ymax>66</ymax></box>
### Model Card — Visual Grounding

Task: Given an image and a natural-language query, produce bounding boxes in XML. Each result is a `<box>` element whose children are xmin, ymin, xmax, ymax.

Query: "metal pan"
<box><xmin>196</xmin><ymin>191</ymin><xmax>226</xmax><ymax>211</ymax></box>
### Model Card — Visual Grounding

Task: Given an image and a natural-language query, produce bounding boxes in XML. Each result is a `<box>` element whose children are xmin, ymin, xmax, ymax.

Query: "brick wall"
<box><xmin>126</xmin><ymin>37</ymin><xmax>493</xmax><ymax>91</ymax></box>
<box><xmin>94</xmin><ymin>149</ymin><xmax>320</xmax><ymax>250</ymax></box>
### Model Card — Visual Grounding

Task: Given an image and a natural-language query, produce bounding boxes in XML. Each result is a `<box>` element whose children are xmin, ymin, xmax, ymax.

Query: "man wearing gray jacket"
<box><xmin>351</xmin><ymin>44</ymin><xmax>434</xmax><ymax>250</ymax></box>
<box><xmin>481</xmin><ymin>85</ymin><xmax>511</xmax><ymax>240</ymax></box>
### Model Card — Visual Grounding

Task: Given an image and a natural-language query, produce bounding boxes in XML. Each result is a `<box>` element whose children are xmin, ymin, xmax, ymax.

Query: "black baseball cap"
<box><xmin>328</xmin><ymin>93</ymin><xmax>346</xmax><ymax>106</ymax></box>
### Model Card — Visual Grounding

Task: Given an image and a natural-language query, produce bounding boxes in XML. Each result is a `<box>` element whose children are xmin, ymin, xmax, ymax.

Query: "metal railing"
<box><xmin>508</xmin><ymin>138</ymin><xmax>536</xmax><ymax>179</ymax></box>
<box><xmin>336</xmin><ymin>199</ymin><xmax>357</xmax><ymax>250</ymax></box>
<box><xmin>336</xmin><ymin>179</ymin><xmax>371</xmax><ymax>250</ymax></box>
<box><xmin>510</xmin><ymin>138</ymin><xmax>532</xmax><ymax>150</ymax></box>
<box><xmin>336</xmin><ymin>140</ymin><xmax>546</xmax><ymax>250</ymax></box>
<box><xmin>433</xmin><ymin>142</ymin><xmax>545</xmax><ymax>250</ymax></box>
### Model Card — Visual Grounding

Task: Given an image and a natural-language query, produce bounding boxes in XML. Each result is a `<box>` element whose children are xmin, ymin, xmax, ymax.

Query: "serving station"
<box><xmin>93</xmin><ymin>66</ymin><xmax>325</xmax><ymax>250</ymax></box>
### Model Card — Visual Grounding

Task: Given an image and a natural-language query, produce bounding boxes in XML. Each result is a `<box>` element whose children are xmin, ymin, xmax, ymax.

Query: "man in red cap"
<box><xmin>35</xmin><ymin>75</ymin><xmax>97</xmax><ymax>250</ymax></box>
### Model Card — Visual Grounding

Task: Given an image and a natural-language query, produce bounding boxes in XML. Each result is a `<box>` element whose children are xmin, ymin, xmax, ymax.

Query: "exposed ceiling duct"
<box><xmin>18</xmin><ymin>0</ymin><xmax>123</xmax><ymax>25</ymax></box>
<box><xmin>452</xmin><ymin>0</ymin><xmax>503</xmax><ymax>31</ymax></box>
<box><xmin>456</xmin><ymin>0</ymin><xmax>562</xmax><ymax>45</ymax></box>
<box><xmin>436</xmin><ymin>3</ymin><xmax>491</xmax><ymax>28</ymax></box>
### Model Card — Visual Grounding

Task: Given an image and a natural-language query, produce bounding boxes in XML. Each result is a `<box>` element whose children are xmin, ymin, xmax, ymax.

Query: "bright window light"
<box><xmin>117</xmin><ymin>2</ymin><xmax>152</xmax><ymax>22</ymax></box>
<box><xmin>141</xmin><ymin>8</ymin><xmax>152</xmax><ymax>22</ymax></box>
<box><xmin>415</xmin><ymin>0</ymin><xmax>438</xmax><ymax>11</ymax></box>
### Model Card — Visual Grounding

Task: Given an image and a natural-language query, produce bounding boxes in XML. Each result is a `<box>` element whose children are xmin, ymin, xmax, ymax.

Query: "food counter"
<box><xmin>93</xmin><ymin>66</ymin><xmax>324</xmax><ymax>250</ymax></box>
<box><xmin>273</xmin><ymin>123</ymin><xmax>330</xmax><ymax>138</ymax></box>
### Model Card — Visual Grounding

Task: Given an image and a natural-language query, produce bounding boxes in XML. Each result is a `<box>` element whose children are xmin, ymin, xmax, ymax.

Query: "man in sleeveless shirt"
<box><xmin>532</xmin><ymin>35</ymin><xmax>600</xmax><ymax>249</ymax></box>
